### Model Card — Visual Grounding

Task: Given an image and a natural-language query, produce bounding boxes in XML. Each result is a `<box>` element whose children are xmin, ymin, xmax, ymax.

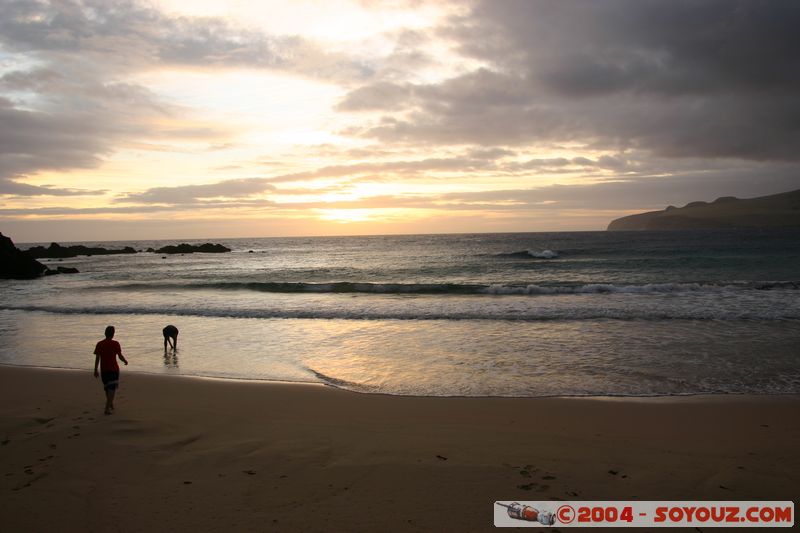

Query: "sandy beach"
<box><xmin>1</xmin><ymin>365</ymin><xmax>798</xmax><ymax>532</ymax></box>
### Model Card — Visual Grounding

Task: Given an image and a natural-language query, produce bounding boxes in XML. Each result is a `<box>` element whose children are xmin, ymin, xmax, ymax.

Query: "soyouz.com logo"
<box><xmin>494</xmin><ymin>501</ymin><xmax>794</xmax><ymax>527</ymax></box>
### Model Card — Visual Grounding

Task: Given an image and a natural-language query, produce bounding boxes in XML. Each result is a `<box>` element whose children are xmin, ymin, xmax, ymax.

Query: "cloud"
<box><xmin>339</xmin><ymin>1</ymin><xmax>800</xmax><ymax>162</ymax></box>
<box><xmin>2</xmin><ymin>0</ymin><xmax>799</xmax><ymax>234</ymax></box>
<box><xmin>336</xmin><ymin>81</ymin><xmax>415</xmax><ymax>112</ymax></box>
<box><xmin>453</xmin><ymin>0</ymin><xmax>800</xmax><ymax>97</ymax></box>
<box><xmin>117</xmin><ymin>178</ymin><xmax>277</xmax><ymax>204</ymax></box>
<box><xmin>5</xmin><ymin>160</ymin><xmax>797</xmax><ymax>220</ymax></box>
<box><xmin>114</xmin><ymin>153</ymin><xmax>503</xmax><ymax>205</ymax></box>
<box><xmin>0</xmin><ymin>95</ymin><xmax>102</xmax><ymax>173</ymax></box>
<box><xmin>0</xmin><ymin>69</ymin><xmax>228</xmax><ymax>194</ymax></box>
<box><xmin>0</xmin><ymin>180</ymin><xmax>105</xmax><ymax>197</ymax></box>
<box><xmin>113</xmin><ymin>146</ymin><xmax>800</xmax><ymax>211</ymax></box>
<box><xmin>438</xmin><ymin>165</ymin><xmax>800</xmax><ymax>211</ymax></box>
<box><xmin>0</xmin><ymin>0</ymin><xmax>366</xmax><ymax>80</ymax></box>
<box><xmin>0</xmin><ymin>0</ymin><xmax>369</xmax><ymax>194</ymax></box>
<box><xmin>0</xmin><ymin>94</ymin><xmax>110</xmax><ymax>194</ymax></box>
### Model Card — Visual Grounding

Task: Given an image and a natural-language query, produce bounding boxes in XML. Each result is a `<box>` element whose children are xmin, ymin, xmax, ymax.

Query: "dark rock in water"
<box><xmin>1</xmin><ymin>232</ymin><xmax>48</xmax><ymax>279</ymax></box>
<box><xmin>43</xmin><ymin>266</ymin><xmax>80</xmax><ymax>276</ymax></box>
<box><xmin>155</xmin><ymin>243</ymin><xmax>231</xmax><ymax>254</ymax></box>
<box><xmin>146</xmin><ymin>248</ymin><xmax>155</xmax><ymax>253</ymax></box>
<box><xmin>26</xmin><ymin>242</ymin><xmax>137</xmax><ymax>259</ymax></box>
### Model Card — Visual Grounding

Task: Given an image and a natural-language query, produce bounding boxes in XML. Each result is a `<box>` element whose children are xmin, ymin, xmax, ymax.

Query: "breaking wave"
<box><xmin>103</xmin><ymin>280</ymin><xmax>800</xmax><ymax>295</ymax></box>
<box><xmin>303</xmin><ymin>367</ymin><xmax>376</xmax><ymax>392</ymax></box>
<box><xmin>3</xmin><ymin>301</ymin><xmax>798</xmax><ymax>321</ymax></box>
<box><xmin>500</xmin><ymin>249</ymin><xmax>559</xmax><ymax>259</ymax></box>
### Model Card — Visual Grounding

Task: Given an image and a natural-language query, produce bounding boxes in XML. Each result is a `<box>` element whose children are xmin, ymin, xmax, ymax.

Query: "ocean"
<box><xmin>2</xmin><ymin>230</ymin><xmax>799</xmax><ymax>397</ymax></box>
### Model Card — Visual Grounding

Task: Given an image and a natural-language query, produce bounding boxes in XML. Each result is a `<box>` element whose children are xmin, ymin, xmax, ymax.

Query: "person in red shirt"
<box><xmin>93</xmin><ymin>325</ymin><xmax>128</xmax><ymax>415</ymax></box>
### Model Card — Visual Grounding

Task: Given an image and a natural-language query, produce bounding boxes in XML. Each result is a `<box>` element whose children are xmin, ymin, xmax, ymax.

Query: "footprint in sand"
<box><xmin>517</xmin><ymin>482</ymin><xmax>550</xmax><ymax>492</ymax></box>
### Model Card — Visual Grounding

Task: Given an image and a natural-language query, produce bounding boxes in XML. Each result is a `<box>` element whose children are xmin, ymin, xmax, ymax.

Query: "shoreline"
<box><xmin>2</xmin><ymin>364</ymin><xmax>798</xmax><ymax>531</ymax></box>
<box><xmin>4</xmin><ymin>362</ymin><xmax>800</xmax><ymax>401</ymax></box>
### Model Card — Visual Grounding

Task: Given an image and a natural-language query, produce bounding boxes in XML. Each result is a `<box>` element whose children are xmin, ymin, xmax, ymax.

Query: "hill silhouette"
<box><xmin>607</xmin><ymin>189</ymin><xmax>800</xmax><ymax>231</ymax></box>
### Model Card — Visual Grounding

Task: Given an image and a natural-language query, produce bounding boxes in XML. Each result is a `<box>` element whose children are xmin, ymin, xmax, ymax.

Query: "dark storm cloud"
<box><xmin>342</xmin><ymin>0</ymin><xmax>800</xmax><ymax>162</ymax></box>
<box><xmin>455</xmin><ymin>0</ymin><xmax>800</xmax><ymax>97</ymax></box>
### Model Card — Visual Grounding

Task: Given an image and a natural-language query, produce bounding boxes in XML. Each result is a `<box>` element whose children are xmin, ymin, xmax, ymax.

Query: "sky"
<box><xmin>1</xmin><ymin>0</ymin><xmax>799</xmax><ymax>242</ymax></box>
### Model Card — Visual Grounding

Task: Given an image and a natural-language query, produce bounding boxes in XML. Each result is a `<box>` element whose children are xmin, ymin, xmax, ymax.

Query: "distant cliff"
<box><xmin>607</xmin><ymin>189</ymin><xmax>800</xmax><ymax>231</ymax></box>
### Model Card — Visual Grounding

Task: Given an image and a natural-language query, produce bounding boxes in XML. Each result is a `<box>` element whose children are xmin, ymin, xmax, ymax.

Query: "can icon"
<box><xmin>496</xmin><ymin>502</ymin><xmax>555</xmax><ymax>525</ymax></box>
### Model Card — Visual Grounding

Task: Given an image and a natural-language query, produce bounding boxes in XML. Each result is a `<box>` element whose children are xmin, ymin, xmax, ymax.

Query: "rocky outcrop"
<box><xmin>0</xmin><ymin>233</ymin><xmax>48</xmax><ymax>279</ymax></box>
<box><xmin>608</xmin><ymin>189</ymin><xmax>800</xmax><ymax>231</ymax></box>
<box><xmin>26</xmin><ymin>242</ymin><xmax>137</xmax><ymax>259</ymax></box>
<box><xmin>155</xmin><ymin>243</ymin><xmax>231</xmax><ymax>254</ymax></box>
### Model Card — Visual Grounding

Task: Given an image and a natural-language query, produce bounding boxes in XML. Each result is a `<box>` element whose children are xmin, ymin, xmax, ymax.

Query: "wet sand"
<box><xmin>1</xmin><ymin>365</ymin><xmax>798</xmax><ymax>531</ymax></box>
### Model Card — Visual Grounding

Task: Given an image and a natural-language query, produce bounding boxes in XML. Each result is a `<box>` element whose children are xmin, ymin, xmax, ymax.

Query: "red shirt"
<box><xmin>94</xmin><ymin>339</ymin><xmax>122</xmax><ymax>372</ymax></box>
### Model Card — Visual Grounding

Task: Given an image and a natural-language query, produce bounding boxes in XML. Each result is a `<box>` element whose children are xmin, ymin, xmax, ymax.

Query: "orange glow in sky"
<box><xmin>2</xmin><ymin>0</ymin><xmax>794</xmax><ymax>242</ymax></box>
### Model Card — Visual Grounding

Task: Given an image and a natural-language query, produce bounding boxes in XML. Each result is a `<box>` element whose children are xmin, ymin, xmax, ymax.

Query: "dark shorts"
<box><xmin>101</xmin><ymin>371</ymin><xmax>120</xmax><ymax>391</ymax></box>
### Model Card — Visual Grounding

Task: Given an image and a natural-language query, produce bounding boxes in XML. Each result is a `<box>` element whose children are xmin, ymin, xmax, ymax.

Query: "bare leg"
<box><xmin>104</xmin><ymin>389</ymin><xmax>115</xmax><ymax>414</ymax></box>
